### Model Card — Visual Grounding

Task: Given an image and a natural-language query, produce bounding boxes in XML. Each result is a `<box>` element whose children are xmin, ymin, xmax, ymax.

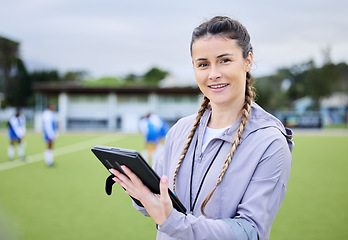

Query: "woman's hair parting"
<box><xmin>190</xmin><ymin>16</ymin><xmax>253</xmax><ymax>58</ymax></box>
<box><xmin>173</xmin><ymin>16</ymin><xmax>255</xmax><ymax>216</ymax></box>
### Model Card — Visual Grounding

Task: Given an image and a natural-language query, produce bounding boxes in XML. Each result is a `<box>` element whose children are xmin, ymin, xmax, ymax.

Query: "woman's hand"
<box><xmin>109</xmin><ymin>166</ymin><xmax>173</xmax><ymax>226</ymax></box>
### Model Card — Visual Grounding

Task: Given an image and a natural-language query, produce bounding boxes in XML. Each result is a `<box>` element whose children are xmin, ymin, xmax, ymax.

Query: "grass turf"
<box><xmin>271</xmin><ymin>134</ymin><xmax>348</xmax><ymax>239</ymax></box>
<box><xmin>0</xmin><ymin>131</ymin><xmax>347</xmax><ymax>239</ymax></box>
<box><xmin>0</xmin><ymin>132</ymin><xmax>156</xmax><ymax>240</ymax></box>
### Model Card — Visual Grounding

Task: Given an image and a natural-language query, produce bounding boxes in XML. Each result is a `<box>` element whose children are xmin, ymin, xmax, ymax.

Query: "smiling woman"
<box><xmin>109</xmin><ymin>16</ymin><xmax>294</xmax><ymax>240</ymax></box>
<box><xmin>192</xmin><ymin>37</ymin><xmax>253</xmax><ymax>125</ymax></box>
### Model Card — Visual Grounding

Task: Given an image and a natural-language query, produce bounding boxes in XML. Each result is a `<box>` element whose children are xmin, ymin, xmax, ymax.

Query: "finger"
<box><xmin>109</xmin><ymin>168</ymin><xmax>127</xmax><ymax>182</ymax></box>
<box><xmin>121</xmin><ymin>165</ymin><xmax>144</xmax><ymax>187</ymax></box>
<box><xmin>109</xmin><ymin>168</ymin><xmax>117</xmax><ymax>176</ymax></box>
<box><xmin>112</xmin><ymin>176</ymin><xmax>137</xmax><ymax>199</ymax></box>
<box><xmin>109</xmin><ymin>168</ymin><xmax>124</xmax><ymax>176</ymax></box>
<box><xmin>109</xmin><ymin>168</ymin><xmax>134</xmax><ymax>190</ymax></box>
<box><xmin>112</xmin><ymin>176</ymin><xmax>121</xmax><ymax>184</ymax></box>
<box><xmin>121</xmin><ymin>165</ymin><xmax>154</xmax><ymax>202</ymax></box>
<box><xmin>159</xmin><ymin>176</ymin><xmax>170</xmax><ymax>203</ymax></box>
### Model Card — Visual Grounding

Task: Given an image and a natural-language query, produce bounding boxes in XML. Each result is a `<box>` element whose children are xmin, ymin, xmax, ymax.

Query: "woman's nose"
<box><xmin>208</xmin><ymin>65</ymin><xmax>222</xmax><ymax>80</ymax></box>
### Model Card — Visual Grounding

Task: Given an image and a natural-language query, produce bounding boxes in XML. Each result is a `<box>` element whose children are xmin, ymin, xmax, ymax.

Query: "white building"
<box><xmin>33</xmin><ymin>83</ymin><xmax>202</xmax><ymax>133</ymax></box>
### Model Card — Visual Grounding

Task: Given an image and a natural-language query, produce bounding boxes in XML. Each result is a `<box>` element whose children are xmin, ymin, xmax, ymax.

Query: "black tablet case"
<box><xmin>91</xmin><ymin>145</ymin><xmax>187</xmax><ymax>214</ymax></box>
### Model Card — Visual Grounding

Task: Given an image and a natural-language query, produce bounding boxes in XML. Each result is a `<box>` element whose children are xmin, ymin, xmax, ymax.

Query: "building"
<box><xmin>33</xmin><ymin>82</ymin><xmax>202</xmax><ymax>133</ymax></box>
<box><xmin>320</xmin><ymin>92</ymin><xmax>348</xmax><ymax>125</ymax></box>
<box><xmin>279</xmin><ymin>92</ymin><xmax>348</xmax><ymax>128</ymax></box>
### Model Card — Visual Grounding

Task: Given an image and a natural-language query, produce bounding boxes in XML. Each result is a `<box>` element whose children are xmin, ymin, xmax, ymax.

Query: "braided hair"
<box><xmin>173</xmin><ymin>16</ymin><xmax>255</xmax><ymax>216</ymax></box>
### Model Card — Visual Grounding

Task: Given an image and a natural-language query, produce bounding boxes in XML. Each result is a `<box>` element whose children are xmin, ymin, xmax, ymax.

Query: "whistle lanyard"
<box><xmin>189</xmin><ymin>139</ymin><xmax>225</xmax><ymax>214</ymax></box>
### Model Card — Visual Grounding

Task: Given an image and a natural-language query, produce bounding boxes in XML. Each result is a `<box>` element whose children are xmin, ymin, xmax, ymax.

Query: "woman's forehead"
<box><xmin>191</xmin><ymin>36</ymin><xmax>241</xmax><ymax>56</ymax></box>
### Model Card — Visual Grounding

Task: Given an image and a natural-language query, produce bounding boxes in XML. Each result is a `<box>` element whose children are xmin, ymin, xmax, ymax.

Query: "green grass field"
<box><xmin>0</xmin><ymin>131</ymin><xmax>347</xmax><ymax>239</ymax></box>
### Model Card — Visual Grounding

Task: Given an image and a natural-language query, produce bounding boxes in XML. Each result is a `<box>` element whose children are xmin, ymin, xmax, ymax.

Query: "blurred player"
<box><xmin>139</xmin><ymin>113</ymin><xmax>167</xmax><ymax>166</ymax></box>
<box><xmin>7</xmin><ymin>108</ymin><xmax>26</xmax><ymax>160</ymax></box>
<box><xmin>42</xmin><ymin>104</ymin><xmax>57</xmax><ymax>166</ymax></box>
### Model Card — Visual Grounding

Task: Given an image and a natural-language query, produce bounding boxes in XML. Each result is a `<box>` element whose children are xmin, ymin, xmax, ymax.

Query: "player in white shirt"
<box><xmin>42</xmin><ymin>104</ymin><xmax>57</xmax><ymax>166</ymax></box>
<box><xmin>7</xmin><ymin>108</ymin><xmax>26</xmax><ymax>160</ymax></box>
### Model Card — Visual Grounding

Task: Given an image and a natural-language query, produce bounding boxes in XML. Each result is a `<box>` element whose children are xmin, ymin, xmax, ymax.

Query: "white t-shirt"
<box><xmin>8</xmin><ymin>114</ymin><xmax>26</xmax><ymax>138</ymax></box>
<box><xmin>42</xmin><ymin>109</ymin><xmax>57</xmax><ymax>140</ymax></box>
<box><xmin>201</xmin><ymin>126</ymin><xmax>230</xmax><ymax>152</ymax></box>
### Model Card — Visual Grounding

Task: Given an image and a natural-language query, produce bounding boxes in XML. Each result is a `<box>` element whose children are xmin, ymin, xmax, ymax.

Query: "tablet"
<box><xmin>91</xmin><ymin>145</ymin><xmax>187</xmax><ymax>214</ymax></box>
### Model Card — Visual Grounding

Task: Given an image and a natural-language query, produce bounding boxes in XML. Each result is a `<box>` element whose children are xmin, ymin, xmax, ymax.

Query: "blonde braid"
<box><xmin>201</xmin><ymin>75</ymin><xmax>254</xmax><ymax>216</ymax></box>
<box><xmin>173</xmin><ymin>96</ymin><xmax>210</xmax><ymax>195</ymax></box>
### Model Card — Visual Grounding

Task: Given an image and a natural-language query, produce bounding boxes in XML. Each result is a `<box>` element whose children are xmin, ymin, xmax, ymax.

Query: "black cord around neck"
<box><xmin>189</xmin><ymin>139</ymin><xmax>224</xmax><ymax>213</ymax></box>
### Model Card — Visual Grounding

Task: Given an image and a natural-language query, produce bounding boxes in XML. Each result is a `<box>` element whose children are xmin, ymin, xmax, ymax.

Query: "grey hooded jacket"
<box><xmin>134</xmin><ymin>102</ymin><xmax>294</xmax><ymax>240</ymax></box>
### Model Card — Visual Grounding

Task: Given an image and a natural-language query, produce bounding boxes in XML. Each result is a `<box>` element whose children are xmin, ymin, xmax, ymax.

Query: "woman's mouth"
<box><xmin>208</xmin><ymin>84</ymin><xmax>229</xmax><ymax>89</ymax></box>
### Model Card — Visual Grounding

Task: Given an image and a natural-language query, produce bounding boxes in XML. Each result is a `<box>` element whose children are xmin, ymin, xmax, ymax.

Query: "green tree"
<box><xmin>286</xmin><ymin>60</ymin><xmax>315</xmax><ymax>103</ymax></box>
<box><xmin>7</xmin><ymin>58</ymin><xmax>33</xmax><ymax>106</ymax></box>
<box><xmin>62</xmin><ymin>71</ymin><xmax>87</xmax><ymax>81</ymax></box>
<box><xmin>123</xmin><ymin>73</ymin><xmax>141</xmax><ymax>85</ymax></box>
<box><xmin>256</xmin><ymin>59</ymin><xmax>348</xmax><ymax>112</ymax></box>
<box><xmin>30</xmin><ymin>70</ymin><xmax>60</xmax><ymax>82</ymax></box>
<box><xmin>0</xmin><ymin>36</ymin><xmax>19</xmax><ymax>105</ymax></box>
<box><xmin>286</xmin><ymin>60</ymin><xmax>341</xmax><ymax>109</ymax></box>
<box><xmin>142</xmin><ymin>67</ymin><xmax>168</xmax><ymax>85</ymax></box>
<box><xmin>303</xmin><ymin>63</ymin><xmax>339</xmax><ymax>108</ymax></box>
<box><xmin>254</xmin><ymin>68</ymin><xmax>293</xmax><ymax>111</ymax></box>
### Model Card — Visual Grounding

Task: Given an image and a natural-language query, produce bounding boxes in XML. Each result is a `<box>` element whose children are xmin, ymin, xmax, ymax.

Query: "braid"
<box><xmin>201</xmin><ymin>74</ymin><xmax>254</xmax><ymax>216</ymax></box>
<box><xmin>173</xmin><ymin>96</ymin><xmax>210</xmax><ymax>194</ymax></box>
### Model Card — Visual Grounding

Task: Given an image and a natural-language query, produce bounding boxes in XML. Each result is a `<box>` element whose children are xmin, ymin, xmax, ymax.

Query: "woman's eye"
<box><xmin>198</xmin><ymin>63</ymin><xmax>208</xmax><ymax>68</ymax></box>
<box><xmin>221</xmin><ymin>58</ymin><xmax>231</xmax><ymax>64</ymax></box>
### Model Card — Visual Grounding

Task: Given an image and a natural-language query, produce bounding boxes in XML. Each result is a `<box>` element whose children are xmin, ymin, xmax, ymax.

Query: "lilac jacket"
<box><xmin>134</xmin><ymin>102</ymin><xmax>293</xmax><ymax>240</ymax></box>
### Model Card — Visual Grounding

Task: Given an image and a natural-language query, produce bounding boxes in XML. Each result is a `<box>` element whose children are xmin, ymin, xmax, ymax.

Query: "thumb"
<box><xmin>159</xmin><ymin>175</ymin><xmax>170</xmax><ymax>199</ymax></box>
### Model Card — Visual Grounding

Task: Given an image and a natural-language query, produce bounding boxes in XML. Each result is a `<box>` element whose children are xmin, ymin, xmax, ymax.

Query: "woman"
<box><xmin>110</xmin><ymin>16</ymin><xmax>293</xmax><ymax>240</ymax></box>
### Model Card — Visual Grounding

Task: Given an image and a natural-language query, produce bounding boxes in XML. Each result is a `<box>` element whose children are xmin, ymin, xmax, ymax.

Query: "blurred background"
<box><xmin>0</xmin><ymin>0</ymin><xmax>347</xmax><ymax>129</ymax></box>
<box><xmin>0</xmin><ymin>0</ymin><xmax>347</xmax><ymax>239</ymax></box>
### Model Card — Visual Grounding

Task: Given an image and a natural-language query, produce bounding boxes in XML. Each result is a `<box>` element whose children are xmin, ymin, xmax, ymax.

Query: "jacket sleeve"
<box><xmin>158</xmin><ymin>209</ymin><xmax>259</xmax><ymax>240</ymax></box>
<box><xmin>233</xmin><ymin>134</ymin><xmax>292</xmax><ymax>239</ymax></box>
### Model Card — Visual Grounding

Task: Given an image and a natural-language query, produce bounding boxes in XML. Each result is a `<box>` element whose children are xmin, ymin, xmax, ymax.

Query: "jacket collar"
<box><xmin>196</xmin><ymin>102</ymin><xmax>294</xmax><ymax>152</ymax></box>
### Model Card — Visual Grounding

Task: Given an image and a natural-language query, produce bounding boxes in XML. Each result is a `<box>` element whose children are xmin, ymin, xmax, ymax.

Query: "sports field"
<box><xmin>0</xmin><ymin>131</ymin><xmax>347</xmax><ymax>239</ymax></box>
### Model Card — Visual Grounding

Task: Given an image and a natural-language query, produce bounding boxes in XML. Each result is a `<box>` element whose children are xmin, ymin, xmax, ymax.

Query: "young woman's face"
<box><xmin>191</xmin><ymin>36</ymin><xmax>252</xmax><ymax>109</ymax></box>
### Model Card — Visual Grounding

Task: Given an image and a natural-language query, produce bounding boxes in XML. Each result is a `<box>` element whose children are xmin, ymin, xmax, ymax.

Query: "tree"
<box><xmin>254</xmin><ymin>68</ymin><xmax>293</xmax><ymax>111</ymax></box>
<box><xmin>255</xmin><ymin>58</ymin><xmax>348</xmax><ymax>112</ymax></box>
<box><xmin>30</xmin><ymin>70</ymin><xmax>60</xmax><ymax>82</ymax></box>
<box><xmin>62</xmin><ymin>71</ymin><xmax>87</xmax><ymax>81</ymax></box>
<box><xmin>7</xmin><ymin>58</ymin><xmax>33</xmax><ymax>106</ymax></box>
<box><xmin>0</xmin><ymin>36</ymin><xmax>19</xmax><ymax>104</ymax></box>
<box><xmin>303</xmin><ymin>63</ymin><xmax>339</xmax><ymax>108</ymax></box>
<box><xmin>142</xmin><ymin>67</ymin><xmax>169</xmax><ymax>85</ymax></box>
<box><xmin>123</xmin><ymin>73</ymin><xmax>140</xmax><ymax>84</ymax></box>
<box><xmin>286</xmin><ymin>60</ymin><xmax>340</xmax><ymax>109</ymax></box>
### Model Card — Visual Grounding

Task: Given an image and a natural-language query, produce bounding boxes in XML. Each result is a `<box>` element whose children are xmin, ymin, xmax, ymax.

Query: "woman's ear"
<box><xmin>244</xmin><ymin>52</ymin><xmax>253</xmax><ymax>72</ymax></box>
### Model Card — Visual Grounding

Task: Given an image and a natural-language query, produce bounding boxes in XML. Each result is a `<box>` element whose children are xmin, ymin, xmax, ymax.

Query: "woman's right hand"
<box><xmin>109</xmin><ymin>166</ymin><xmax>173</xmax><ymax>226</ymax></box>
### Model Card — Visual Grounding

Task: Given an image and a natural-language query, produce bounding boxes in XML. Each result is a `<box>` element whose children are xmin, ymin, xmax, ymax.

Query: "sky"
<box><xmin>1</xmin><ymin>0</ymin><xmax>347</xmax><ymax>85</ymax></box>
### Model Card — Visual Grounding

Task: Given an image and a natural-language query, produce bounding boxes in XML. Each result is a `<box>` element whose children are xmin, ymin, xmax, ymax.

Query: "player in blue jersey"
<box><xmin>139</xmin><ymin>113</ymin><xmax>167</xmax><ymax>166</ymax></box>
<box><xmin>7</xmin><ymin>108</ymin><xmax>26</xmax><ymax>160</ymax></box>
<box><xmin>42</xmin><ymin>104</ymin><xmax>57</xmax><ymax>166</ymax></box>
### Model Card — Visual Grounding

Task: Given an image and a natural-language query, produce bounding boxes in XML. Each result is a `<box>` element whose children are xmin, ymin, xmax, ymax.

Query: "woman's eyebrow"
<box><xmin>194</xmin><ymin>58</ymin><xmax>208</xmax><ymax>63</ymax></box>
<box><xmin>194</xmin><ymin>53</ymin><xmax>233</xmax><ymax>62</ymax></box>
<box><xmin>217</xmin><ymin>53</ymin><xmax>233</xmax><ymax>58</ymax></box>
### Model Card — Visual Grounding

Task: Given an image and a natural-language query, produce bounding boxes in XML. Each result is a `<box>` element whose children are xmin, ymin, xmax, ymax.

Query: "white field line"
<box><xmin>0</xmin><ymin>134</ymin><xmax>122</xmax><ymax>172</ymax></box>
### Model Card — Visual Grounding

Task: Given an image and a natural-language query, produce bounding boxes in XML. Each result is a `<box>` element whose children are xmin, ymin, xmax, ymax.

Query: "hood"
<box><xmin>239</xmin><ymin>102</ymin><xmax>294</xmax><ymax>153</ymax></box>
<box><xmin>201</xmin><ymin>102</ymin><xmax>294</xmax><ymax>153</ymax></box>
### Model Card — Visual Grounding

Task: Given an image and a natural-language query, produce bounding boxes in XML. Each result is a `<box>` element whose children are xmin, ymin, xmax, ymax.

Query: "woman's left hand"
<box><xmin>109</xmin><ymin>166</ymin><xmax>173</xmax><ymax>226</ymax></box>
